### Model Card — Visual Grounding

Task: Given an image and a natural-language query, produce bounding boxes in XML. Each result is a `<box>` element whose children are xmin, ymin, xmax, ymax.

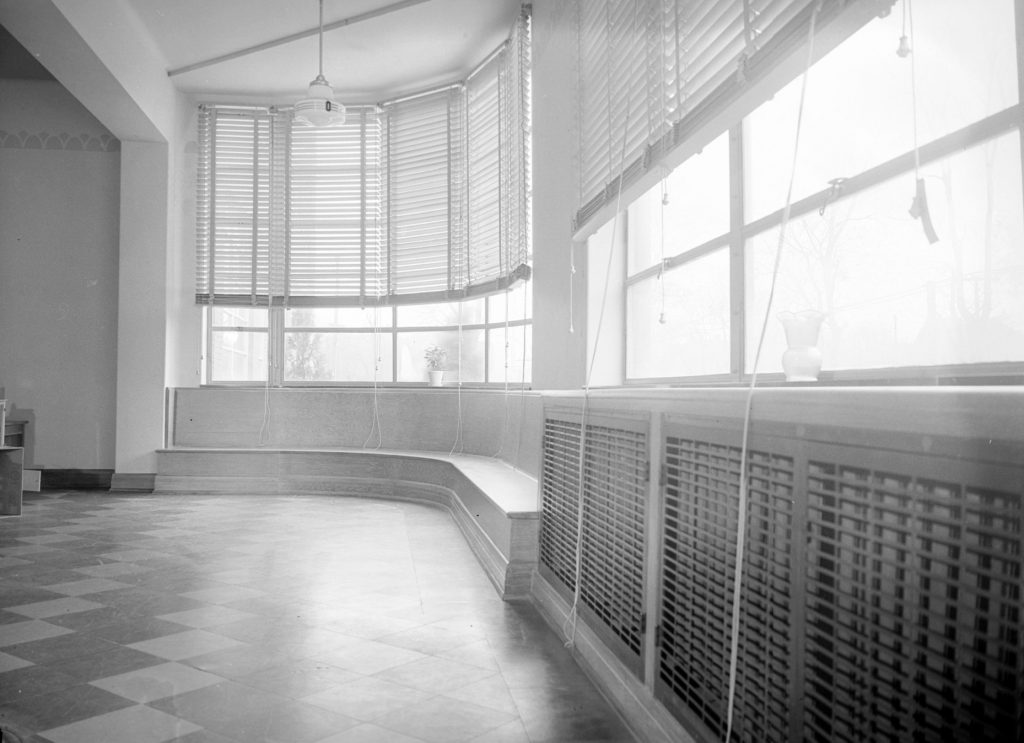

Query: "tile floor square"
<box><xmin>127</xmin><ymin>629</ymin><xmax>244</xmax><ymax>661</ymax></box>
<box><xmin>0</xmin><ymin>682</ymin><xmax>135</xmax><ymax>732</ymax></box>
<box><xmin>302</xmin><ymin>676</ymin><xmax>437</xmax><ymax>722</ymax></box>
<box><xmin>0</xmin><ymin>663</ymin><xmax>79</xmax><ymax>699</ymax></box>
<box><xmin>7</xmin><ymin>596</ymin><xmax>105</xmax><ymax>619</ymax></box>
<box><xmin>40</xmin><ymin>704</ymin><xmax>201</xmax><ymax>743</ymax></box>
<box><xmin>213</xmin><ymin>698</ymin><xmax>361</xmax><ymax>743</ymax></box>
<box><xmin>313</xmin><ymin>723</ymin><xmax>429</xmax><ymax>743</ymax></box>
<box><xmin>16</xmin><ymin>534</ymin><xmax>81</xmax><ymax>544</ymax></box>
<box><xmin>97</xmin><ymin>548</ymin><xmax>174</xmax><ymax>562</ymax></box>
<box><xmin>312</xmin><ymin>639</ymin><xmax>429</xmax><ymax>676</ymax></box>
<box><xmin>0</xmin><ymin>620</ymin><xmax>72</xmax><ymax>647</ymax></box>
<box><xmin>148</xmin><ymin>680</ymin><xmax>288</xmax><ymax>729</ymax></box>
<box><xmin>443</xmin><ymin>675</ymin><xmax>520</xmax><ymax>715</ymax></box>
<box><xmin>4</xmin><ymin>631</ymin><xmax>119</xmax><ymax>665</ymax></box>
<box><xmin>156</xmin><ymin>605</ymin><xmax>256</xmax><ymax>628</ymax></box>
<box><xmin>49</xmin><ymin>644</ymin><xmax>165</xmax><ymax>683</ymax></box>
<box><xmin>232</xmin><ymin>658</ymin><xmax>360</xmax><ymax>699</ymax></box>
<box><xmin>74</xmin><ymin>562</ymin><xmax>154</xmax><ymax>578</ymax></box>
<box><xmin>0</xmin><ymin>649</ymin><xmax>33</xmax><ymax>672</ymax></box>
<box><xmin>179</xmin><ymin>585</ymin><xmax>264</xmax><ymax>604</ymax></box>
<box><xmin>42</xmin><ymin>577</ymin><xmax>132</xmax><ymax>595</ymax></box>
<box><xmin>91</xmin><ymin>661</ymin><xmax>223</xmax><ymax>702</ymax></box>
<box><xmin>377</xmin><ymin>696</ymin><xmax>518</xmax><ymax>743</ymax></box>
<box><xmin>373</xmin><ymin>655</ymin><xmax>498</xmax><ymax>694</ymax></box>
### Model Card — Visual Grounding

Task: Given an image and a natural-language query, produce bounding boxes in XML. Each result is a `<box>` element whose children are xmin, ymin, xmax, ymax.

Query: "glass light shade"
<box><xmin>294</xmin><ymin>74</ymin><xmax>345</xmax><ymax>127</ymax></box>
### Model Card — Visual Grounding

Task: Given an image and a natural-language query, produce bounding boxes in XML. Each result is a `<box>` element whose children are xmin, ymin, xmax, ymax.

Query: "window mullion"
<box><xmin>269</xmin><ymin>307</ymin><xmax>285</xmax><ymax>386</ymax></box>
<box><xmin>729</xmin><ymin>124</ymin><xmax>745</xmax><ymax>381</ymax></box>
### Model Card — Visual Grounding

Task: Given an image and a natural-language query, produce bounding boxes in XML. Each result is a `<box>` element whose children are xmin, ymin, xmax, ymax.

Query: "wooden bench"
<box><xmin>155</xmin><ymin>447</ymin><xmax>540</xmax><ymax>599</ymax></box>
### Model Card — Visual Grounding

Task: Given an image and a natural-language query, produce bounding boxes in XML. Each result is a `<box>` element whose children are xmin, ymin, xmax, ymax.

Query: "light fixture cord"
<box><xmin>318</xmin><ymin>0</ymin><xmax>325</xmax><ymax>78</ymax></box>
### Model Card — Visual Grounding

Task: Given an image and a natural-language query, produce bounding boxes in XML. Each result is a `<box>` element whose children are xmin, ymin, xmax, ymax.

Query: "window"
<box><xmin>207</xmin><ymin>287</ymin><xmax>532</xmax><ymax>386</ymax></box>
<box><xmin>195</xmin><ymin>8</ymin><xmax>530</xmax><ymax>307</ymax></box>
<box><xmin>617</xmin><ymin>0</ymin><xmax>1024</xmax><ymax>383</ymax></box>
<box><xmin>198</xmin><ymin>8</ymin><xmax>532</xmax><ymax>386</ymax></box>
<box><xmin>206</xmin><ymin>307</ymin><xmax>269</xmax><ymax>383</ymax></box>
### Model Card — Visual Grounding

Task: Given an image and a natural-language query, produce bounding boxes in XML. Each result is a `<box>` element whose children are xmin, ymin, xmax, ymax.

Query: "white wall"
<box><xmin>0</xmin><ymin>79</ymin><xmax>120</xmax><ymax>469</ymax></box>
<box><xmin>531</xmin><ymin>0</ymin><xmax>587</xmax><ymax>390</ymax></box>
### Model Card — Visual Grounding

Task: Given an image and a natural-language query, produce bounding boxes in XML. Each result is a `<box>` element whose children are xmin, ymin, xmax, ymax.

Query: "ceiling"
<box><xmin>1</xmin><ymin>0</ymin><xmax>523</xmax><ymax>105</ymax></box>
<box><xmin>125</xmin><ymin>0</ymin><xmax>523</xmax><ymax>105</ymax></box>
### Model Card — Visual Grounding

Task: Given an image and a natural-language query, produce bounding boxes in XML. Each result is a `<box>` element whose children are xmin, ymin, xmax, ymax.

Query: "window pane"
<box><xmin>397</xmin><ymin>299</ymin><xmax>485</xmax><ymax>327</ymax></box>
<box><xmin>628</xmin><ymin>132</ymin><xmax>730</xmax><ymax>274</ymax></box>
<box><xmin>285</xmin><ymin>307</ymin><xmax>391</xmax><ymax>329</ymax></box>
<box><xmin>488</xmin><ymin>281</ymin><xmax>532</xmax><ymax>324</ymax></box>
<box><xmin>746</xmin><ymin>133</ymin><xmax>1024</xmax><ymax>373</ymax></box>
<box><xmin>396</xmin><ymin>330</ymin><xmax>485</xmax><ymax>382</ymax></box>
<box><xmin>746</xmin><ymin>0</ymin><xmax>1018</xmax><ymax>221</ymax></box>
<box><xmin>627</xmin><ymin>249</ymin><xmax>731</xmax><ymax>378</ymax></box>
<box><xmin>488</xmin><ymin>324</ymin><xmax>532</xmax><ymax>384</ymax></box>
<box><xmin>285</xmin><ymin>332</ymin><xmax>393</xmax><ymax>382</ymax></box>
<box><xmin>211</xmin><ymin>307</ymin><xmax>267</xmax><ymax>328</ymax></box>
<box><xmin>211</xmin><ymin>330</ymin><xmax>268</xmax><ymax>382</ymax></box>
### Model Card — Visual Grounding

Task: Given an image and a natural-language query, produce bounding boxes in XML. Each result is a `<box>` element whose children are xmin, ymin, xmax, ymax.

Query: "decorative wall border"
<box><xmin>0</xmin><ymin>129</ymin><xmax>120</xmax><ymax>152</ymax></box>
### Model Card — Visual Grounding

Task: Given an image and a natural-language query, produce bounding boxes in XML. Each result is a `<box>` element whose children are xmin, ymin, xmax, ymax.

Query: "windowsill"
<box><xmin>624</xmin><ymin>362</ymin><xmax>1024</xmax><ymax>388</ymax></box>
<box><xmin>198</xmin><ymin>382</ymin><xmax>533</xmax><ymax>390</ymax></box>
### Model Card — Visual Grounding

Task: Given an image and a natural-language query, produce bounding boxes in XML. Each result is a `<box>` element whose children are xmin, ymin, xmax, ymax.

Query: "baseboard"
<box><xmin>109</xmin><ymin>472</ymin><xmax>156</xmax><ymax>492</ymax></box>
<box><xmin>40</xmin><ymin>469</ymin><xmax>114</xmax><ymax>490</ymax></box>
<box><xmin>530</xmin><ymin>574</ymin><xmax>691</xmax><ymax>743</ymax></box>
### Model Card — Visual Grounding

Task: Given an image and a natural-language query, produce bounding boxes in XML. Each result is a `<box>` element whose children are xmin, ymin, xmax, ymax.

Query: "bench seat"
<box><xmin>155</xmin><ymin>447</ymin><xmax>540</xmax><ymax>599</ymax></box>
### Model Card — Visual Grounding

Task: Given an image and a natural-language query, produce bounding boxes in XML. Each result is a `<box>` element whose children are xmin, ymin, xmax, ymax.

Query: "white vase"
<box><xmin>779</xmin><ymin>310</ymin><xmax>825</xmax><ymax>382</ymax></box>
<box><xmin>428</xmin><ymin>370</ymin><xmax>445</xmax><ymax>387</ymax></box>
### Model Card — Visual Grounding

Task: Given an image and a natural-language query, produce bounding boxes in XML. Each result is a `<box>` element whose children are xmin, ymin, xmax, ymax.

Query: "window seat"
<box><xmin>155</xmin><ymin>447</ymin><xmax>540</xmax><ymax>599</ymax></box>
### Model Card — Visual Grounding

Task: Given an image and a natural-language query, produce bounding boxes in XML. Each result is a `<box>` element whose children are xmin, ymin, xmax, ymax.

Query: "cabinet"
<box><xmin>3</xmin><ymin>420</ymin><xmax>26</xmax><ymax>448</ymax></box>
<box><xmin>0</xmin><ymin>446</ymin><xmax>22</xmax><ymax>516</ymax></box>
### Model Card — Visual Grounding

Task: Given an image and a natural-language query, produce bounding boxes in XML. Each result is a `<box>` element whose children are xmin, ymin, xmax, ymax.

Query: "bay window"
<box><xmin>197</xmin><ymin>8</ymin><xmax>531</xmax><ymax>385</ymax></box>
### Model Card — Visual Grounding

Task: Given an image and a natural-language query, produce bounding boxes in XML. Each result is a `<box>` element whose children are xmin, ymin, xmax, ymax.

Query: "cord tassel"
<box><xmin>909</xmin><ymin>177</ymin><xmax>939</xmax><ymax>244</ymax></box>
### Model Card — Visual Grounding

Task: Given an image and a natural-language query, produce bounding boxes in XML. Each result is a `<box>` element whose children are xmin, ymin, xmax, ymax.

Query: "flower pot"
<box><xmin>428</xmin><ymin>370</ymin><xmax>445</xmax><ymax>387</ymax></box>
<box><xmin>779</xmin><ymin>310</ymin><xmax>825</xmax><ymax>382</ymax></box>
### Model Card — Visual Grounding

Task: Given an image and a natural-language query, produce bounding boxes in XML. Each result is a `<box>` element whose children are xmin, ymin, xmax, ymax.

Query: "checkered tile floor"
<box><xmin>0</xmin><ymin>491</ymin><xmax>634</xmax><ymax>743</ymax></box>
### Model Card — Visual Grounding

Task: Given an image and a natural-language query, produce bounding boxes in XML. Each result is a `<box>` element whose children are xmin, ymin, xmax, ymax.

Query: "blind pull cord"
<box><xmin>563</xmin><ymin>0</ymin><xmax>638</xmax><ymax>652</ymax></box>
<box><xmin>724</xmin><ymin>2</ymin><xmax>820</xmax><ymax>740</ymax></box>
<box><xmin>901</xmin><ymin>0</ymin><xmax>939</xmax><ymax>244</ymax></box>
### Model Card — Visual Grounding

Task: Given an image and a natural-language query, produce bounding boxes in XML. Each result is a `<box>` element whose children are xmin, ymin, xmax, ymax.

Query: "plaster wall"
<box><xmin>0</xmin><ymin>79</ymin><xmax>120</xmax><ymax>469</ymax></box>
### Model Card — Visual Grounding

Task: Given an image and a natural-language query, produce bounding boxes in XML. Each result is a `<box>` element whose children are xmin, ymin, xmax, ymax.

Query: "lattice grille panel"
<box><xmin>658</xmin><ymin>434</ymin><xmax>795</xmax><ymax>742</ymax></box>
<box><xmin>804</xmin><ymin>462</ymin><xmax>1024</xmax><ymax>743</ymax></box>
<box><xmin>539</xmin><ymin>413</ymin><xmax>649</xmax><ymax>668</ymax></box>
<box><xmin>539</xmin><ymin>417</ymin><xmax>582</xmax><ymax>591</ymax></box>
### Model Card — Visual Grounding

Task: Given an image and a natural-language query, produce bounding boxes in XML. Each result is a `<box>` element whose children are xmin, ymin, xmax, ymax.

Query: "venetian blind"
<box><xmin>467</xmin><ymin>53</ymin><xmax>502</xmax><ymax>285</ymax></box>
<box><xmin>196</xmin><ymin>6</ymin><xmax>531</xmax><ymax>307</ymax></box>
<box><xmin>573</xmin><ymin>0</ymin><xmax>890</xmax><ymax>237</ymax></box>
<box><xmin>287</xmin><ymin>106</ymin><xmax>381</xmax><ymax>305</ymax></box>
<box><xmin>467</xmin><ymin>5</ymin><xmax>531</xmax><ymax>289</ymax></box>
<box><xmin>382</xmin><ymin>88</ymin><xmax>460</xmax><ymax>298</ymax></box>
<box><xmin>195</xmin><ymin>107</ymin><xmax>276</xmax><ymax>304</ymax></box>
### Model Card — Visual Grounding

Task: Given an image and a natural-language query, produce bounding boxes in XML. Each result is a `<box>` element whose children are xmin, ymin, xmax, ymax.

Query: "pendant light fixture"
<box><xmin>294</xmin><ymin>0</ymin><xmax>345</xmax><ymax>127</ymax></box>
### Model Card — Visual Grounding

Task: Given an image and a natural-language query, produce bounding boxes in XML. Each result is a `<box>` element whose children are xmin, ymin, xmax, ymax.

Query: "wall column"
<box><xmin>112</xmin><ymin>140</ymin><xmax>169</xmax><ymax>490</ymax></box>
<box><xmin>531</xmin><ymin>0</ymin><xmax>587</xmax><ymax>389</ymax></box>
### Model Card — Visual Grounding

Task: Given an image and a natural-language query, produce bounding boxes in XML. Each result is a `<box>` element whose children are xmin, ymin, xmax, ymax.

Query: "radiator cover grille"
<box><xmin>539</xmin><ymin>410</ymin><xmax>649</xmax><ymax>671</ymax></box>
<box><xmin>803</xmin><ymin>460</ymin><xmax>1023</xmax><ymax>742</ymax></box>
<box><xmin>658</xmin><ymin>430</ymin><xmax>796</xmax><ymax>742</ymax></box>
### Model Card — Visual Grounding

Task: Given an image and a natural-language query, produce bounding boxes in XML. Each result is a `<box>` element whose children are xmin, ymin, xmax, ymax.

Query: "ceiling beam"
<box><xmin>167</xmin><ymin>0</ymin><xmax>432</xmax><ymax>77</ymax></box>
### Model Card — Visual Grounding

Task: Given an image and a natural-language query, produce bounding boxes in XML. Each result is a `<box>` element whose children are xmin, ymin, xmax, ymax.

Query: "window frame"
<box><xmin>202</xmin><ymin>289</ymin><xmax>532</xmax><ymax>388</ymax></box>
<box><xmin>620</xmin><ymin>2</ymin><xmax>1024</xmax><ymax>386</ymax></box>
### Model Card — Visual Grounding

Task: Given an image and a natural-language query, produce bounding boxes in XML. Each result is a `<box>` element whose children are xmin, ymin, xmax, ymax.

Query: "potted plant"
<box><xmin>424</xmin><ymin>344</ymin><xmax>447</xmax><ymax>386</ymax></box>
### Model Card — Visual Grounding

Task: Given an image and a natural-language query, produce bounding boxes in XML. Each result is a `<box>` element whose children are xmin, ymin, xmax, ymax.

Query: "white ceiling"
<box><xmin>125</xmin><ymin>0</ymin><xmax>523</xmax><ymax>105</ymax></box>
